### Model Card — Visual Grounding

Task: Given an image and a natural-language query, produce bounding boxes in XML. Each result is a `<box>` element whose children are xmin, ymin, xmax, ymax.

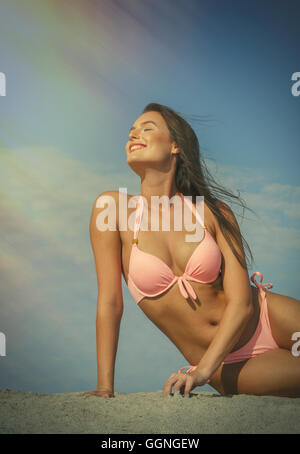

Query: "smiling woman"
<box><xmin>84</xmin><ymin>103</ymin><xmax>300</xmax><ymax>400</ymax></box>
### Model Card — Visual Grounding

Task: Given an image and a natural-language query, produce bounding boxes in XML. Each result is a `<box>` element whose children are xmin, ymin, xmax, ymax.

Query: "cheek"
<box><xmin>149</xmin><ymin>136</ymin><xmax>171</xmax><ymax>157</ymax></box>
<box><xmin>150</xmin><ymin>147</ymin><xmax>170</xmax><ymax>162</ymax></box>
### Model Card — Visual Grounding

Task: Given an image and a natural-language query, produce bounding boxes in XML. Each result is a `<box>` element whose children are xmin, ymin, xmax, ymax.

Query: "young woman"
<box><xmin>84</xmin><ymin>103</ymin><xmax>300</xmax><ymax>399</ymax></box>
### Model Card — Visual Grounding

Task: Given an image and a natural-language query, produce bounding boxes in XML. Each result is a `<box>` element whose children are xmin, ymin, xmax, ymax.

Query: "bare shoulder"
<box><xmin>93</xmin><ymin>190</ymin><xmax>138</xmax><ymax>205</ymax></box>
<box><xmin>91</xmin><ymin>190</ymin><xmax>139</xmax><ymax>231</ymax></box>
<box><xmin>93</xmin><ymin>190</ymin><xmax>120</xmax><ymax>206</ymax></box>
<box><xmin>92</xmin><ymin>190</ymin><xmax>122</xmax><ymax>229</ymax></box>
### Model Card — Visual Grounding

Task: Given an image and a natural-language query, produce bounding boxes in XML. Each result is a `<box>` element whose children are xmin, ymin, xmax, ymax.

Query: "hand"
<box><xmin>83</xmin><ymin>389</ymin><xmax>115</xmax><ymax>399</ymax></box>
<box><xmin>162</xmin><ymin>368</ymin><xmax>211</xmax><ymax>397</ymax></box>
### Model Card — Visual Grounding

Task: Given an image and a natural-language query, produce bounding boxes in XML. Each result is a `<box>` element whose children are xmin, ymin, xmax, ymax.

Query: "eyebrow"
<box><xmin>129</xmin><ymin>120</ymin><xmax>157</xmax><ymax>132</ymax></box>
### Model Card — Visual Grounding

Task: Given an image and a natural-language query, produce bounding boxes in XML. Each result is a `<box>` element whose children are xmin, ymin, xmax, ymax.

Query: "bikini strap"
<box><xmin>132</xmin><ymin>195</ymin><xmax>144</xmax><ymax>243</ymax></box>
<box><xmin>250</xmin><ymin>271</ymin><xmax>273</xmax><ymax>291</ymax></box>
<box><xmin>179</xmin><ymin>193</ymin><xmax>206</xmax><ymax>229</ymax></box>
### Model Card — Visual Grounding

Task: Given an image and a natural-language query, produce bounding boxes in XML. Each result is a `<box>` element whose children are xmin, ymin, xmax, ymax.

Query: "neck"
<box><xmin>140</xmin><ymin>180</ymin><xmax>181</xmax><ymax>207</ymax></box>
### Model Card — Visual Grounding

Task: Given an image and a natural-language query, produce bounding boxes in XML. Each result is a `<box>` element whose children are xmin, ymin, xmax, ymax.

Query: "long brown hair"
<box><xmin>142</xmin><ymin>102</ymin><xmax>255</xmax><ymax>269</ymax></box>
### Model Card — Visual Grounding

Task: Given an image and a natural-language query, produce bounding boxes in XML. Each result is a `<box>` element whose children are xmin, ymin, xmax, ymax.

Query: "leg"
<box><xmin>264</xmin><ymin>289</ymin><xmax>300</xmax><ymax>350</ymax></box>
<box><xmin>209</xmin><ymin>290</ymin><xmax>300</xmax><ymax>397</ymax></box>
<box><xmin>228</xmin><ymin>348</ymin><xmax>300</xmax><ymax>397</ymax></box>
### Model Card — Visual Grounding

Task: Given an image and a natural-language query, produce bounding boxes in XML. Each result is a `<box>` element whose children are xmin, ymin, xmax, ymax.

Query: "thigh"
<box><xmin>266</xmin><ymin>290</ymin><xmax>300</xmax><ymax>349</ymax></box>
<box><xmin>207</xmin><ymin>289</ymin><xmax>300</xmax><ymax>397</ymax></box>
<box><xmin>219</xmin><ymin>348</ymin><xmax>300</xmax><ymax>397</ymax></box>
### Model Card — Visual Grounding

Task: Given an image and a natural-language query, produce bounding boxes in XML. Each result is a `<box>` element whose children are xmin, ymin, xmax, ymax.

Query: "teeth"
<box><xmin>130</xmin><ymin>145</ymin><xmax>145</xmax><ymax>151</ymax></box>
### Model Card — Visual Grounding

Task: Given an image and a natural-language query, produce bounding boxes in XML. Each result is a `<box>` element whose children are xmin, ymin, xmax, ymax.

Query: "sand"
<box><xmin>0</xmin><ymin>388</ymin><xmax>299</xmax><ymax>434</ymax></box>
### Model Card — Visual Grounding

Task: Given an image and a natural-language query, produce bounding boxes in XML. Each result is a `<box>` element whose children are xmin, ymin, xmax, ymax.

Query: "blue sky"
<box><xmin>0</xmin><ymin>0</ymin><xmax>299</xmax><ymax>395</ymax></box>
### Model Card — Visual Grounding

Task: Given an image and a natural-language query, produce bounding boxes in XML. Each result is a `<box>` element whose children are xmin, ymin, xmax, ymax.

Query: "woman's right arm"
<box><xmin>85</xmin><ymin>190</ymin><xmax>123</xmax><ymax>398</ymax></box>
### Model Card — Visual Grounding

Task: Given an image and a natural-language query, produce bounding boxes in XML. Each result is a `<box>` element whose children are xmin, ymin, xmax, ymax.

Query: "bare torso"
<box><xmin>119</xmin><ymin>194</ymin><xmax>262</xmax><ymax>372</ymax></box>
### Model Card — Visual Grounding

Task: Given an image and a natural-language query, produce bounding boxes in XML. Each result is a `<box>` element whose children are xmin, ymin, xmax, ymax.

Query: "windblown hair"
<box><xmin>142</xmin><ymin>102</ymin><xmax>255</xmax><ymax>269</ymax></box>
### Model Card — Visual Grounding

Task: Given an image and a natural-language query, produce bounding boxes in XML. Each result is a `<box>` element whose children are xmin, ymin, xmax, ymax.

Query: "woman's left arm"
<box><xmin>195</xmin><ymin>202</ymin><xmax>254</xmax><ymax>378</ymax></box>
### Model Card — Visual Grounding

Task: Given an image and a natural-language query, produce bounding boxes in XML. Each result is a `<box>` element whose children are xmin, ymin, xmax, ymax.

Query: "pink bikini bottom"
<box><xmin>178</xmin><ymin>271</ymin><xmax>280</xmax><ymax>374</ymax></box>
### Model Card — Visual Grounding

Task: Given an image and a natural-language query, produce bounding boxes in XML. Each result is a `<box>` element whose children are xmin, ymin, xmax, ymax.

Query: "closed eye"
<box><xmin>128</xmin><ymin>128</ymin><xmax>152</xmax><ymax>139</ymax></box>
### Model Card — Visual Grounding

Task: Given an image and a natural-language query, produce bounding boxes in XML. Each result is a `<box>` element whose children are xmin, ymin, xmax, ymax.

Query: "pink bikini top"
<box><xmin>127</xmin><ymin>193</ymin><xmax>222</xmax><ymax>304</ymax></box>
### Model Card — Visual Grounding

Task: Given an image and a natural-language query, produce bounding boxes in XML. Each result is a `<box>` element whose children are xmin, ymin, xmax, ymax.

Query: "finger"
<box><xmin>163</xmin><ymin>376</ymin><xmax>179</xmax><ymax>395</ymax></box>
<box><xmin>173</xmin><ymin>377</ymin><xmax>187</xmax><ymax>394</ymax></box>
<box><xmin>97</xmin><ymin>391</ymin><xmax>112</xmax><ymax>397</ymax></box>
<box><xmin>162</xmin><ymin>375</ymin><xmax>175</xmax><ymax>394</ymax></box>
<box><xmin>184</xmin><ymin>381</ymin><xmax>192</xmax><ymax>397</ymax></box>
<box><xmin>100</xmin><ymin>393</ymin><xmax>115</xmax><ymax>398</ymax></box>
<box><xmin>184</xmin><ymin>376</ymin><xmax>195</xmax><ymax>396</ymax></box>
<box><xmin>163</xmin><ymin>372</ymin><xmax>188</xmax><ymax>395</ymax></box>
<box><xmin>87</xmin><ymin>391</ymin><xmax>111</xmax><ymax>399</ymax></box>
<box><xmin>164</xmin><ymin>373</ymin><xmax>177</xmax><ymax>384</ymax></box>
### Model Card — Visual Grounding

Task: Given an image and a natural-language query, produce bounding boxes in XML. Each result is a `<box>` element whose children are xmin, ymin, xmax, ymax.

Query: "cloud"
<box><xmin>204</xmin><ymin>160</ymin><xmax>300</xmax><ymax>269</ymax></box>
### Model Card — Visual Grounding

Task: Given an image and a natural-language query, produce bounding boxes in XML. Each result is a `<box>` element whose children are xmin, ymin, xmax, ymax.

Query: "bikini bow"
<box><xmin>176</xmin><ymin>275</ymin><xmax>197</xmax><ymax>300</ymax></box>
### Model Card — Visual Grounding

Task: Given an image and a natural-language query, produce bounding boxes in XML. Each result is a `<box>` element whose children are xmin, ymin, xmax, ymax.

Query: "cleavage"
<box><xmin>136</xmin><ymin>228</ymin><xmax>204</xmax><ymax>275</ymax></box>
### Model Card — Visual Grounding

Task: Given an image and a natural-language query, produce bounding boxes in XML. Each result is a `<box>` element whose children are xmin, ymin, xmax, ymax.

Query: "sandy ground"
<box><xmin>0</xmin><ymin>388</ymin><xmax>300</xmax><ymax>434</ymax></box>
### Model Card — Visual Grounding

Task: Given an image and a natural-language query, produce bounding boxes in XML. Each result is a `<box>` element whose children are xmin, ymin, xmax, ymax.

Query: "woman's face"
<box><xmin>126</xmin><ymin>111</ymin><xmax>178</xmax><ymax>172</ymax></box>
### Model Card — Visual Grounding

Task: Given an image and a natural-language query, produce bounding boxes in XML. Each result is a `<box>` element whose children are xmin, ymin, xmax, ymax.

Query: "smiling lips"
<box><xmin>129</xmin><ymin>143</ymin><xmax>146</xmax><ymax>152</ymax></box>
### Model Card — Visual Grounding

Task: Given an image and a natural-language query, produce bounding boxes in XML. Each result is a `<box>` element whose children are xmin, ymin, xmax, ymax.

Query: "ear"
<box><xmin>171</xmin><ymin>142</ymin><xmax>180</xmax><ymax>155</ymax></box>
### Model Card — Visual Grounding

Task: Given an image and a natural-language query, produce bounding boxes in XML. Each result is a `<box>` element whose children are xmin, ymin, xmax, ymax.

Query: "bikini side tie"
<box><xmin>250</xmin><ymin>271</ymin><xmax>273</xmax><ymax>292</ymax></box>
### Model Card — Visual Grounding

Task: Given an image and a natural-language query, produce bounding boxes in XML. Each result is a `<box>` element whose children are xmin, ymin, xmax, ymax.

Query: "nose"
<box><xmin>128</xmin><ymin>134</ymin><xmax>139</xmax><ymax>148</ymax></box>
<box><xmin>129</xmin><ymin>129</ymin><xmax>141</xmax><ymax>140</ymax></box>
